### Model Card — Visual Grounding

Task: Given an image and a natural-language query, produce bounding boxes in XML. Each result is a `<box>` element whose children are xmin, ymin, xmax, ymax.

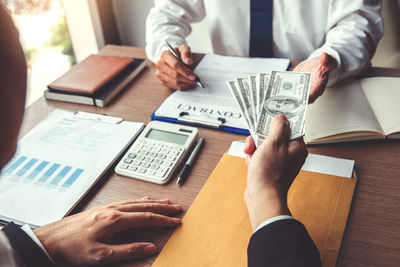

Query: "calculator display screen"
<box><xmin>146</xmin><ymin>129</ymin><xmax>188</xmax><ymax>145</ymax></box>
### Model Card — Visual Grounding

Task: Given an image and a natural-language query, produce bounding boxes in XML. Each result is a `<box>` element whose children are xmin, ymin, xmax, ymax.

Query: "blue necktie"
<box><xmin>249</xmin><ymin>0</ymin><xmax>273</xmax><ymax>57</ymax></box>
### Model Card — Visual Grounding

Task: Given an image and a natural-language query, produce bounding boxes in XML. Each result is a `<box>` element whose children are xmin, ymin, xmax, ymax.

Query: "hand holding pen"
<box><xmin>155</xmin><ymin>42</ymin><xmax>204</xmax><ymax>90</ymax></box>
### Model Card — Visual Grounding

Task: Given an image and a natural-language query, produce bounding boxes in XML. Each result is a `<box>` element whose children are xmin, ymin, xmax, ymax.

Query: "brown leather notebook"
<box><xmin>152</xmin><ymin>154</ymin><xmax>357</xmax><ymax>267</ymax></box>
<box><xmin>48</xmin><ymin>54</ymin><xmax>133</xmax><ymax>95</ymax></box>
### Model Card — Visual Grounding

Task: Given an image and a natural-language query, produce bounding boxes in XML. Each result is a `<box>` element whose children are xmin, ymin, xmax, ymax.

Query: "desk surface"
<box><xmin>21</xmin><ymin>45</ymin><xmax>400</xmax><ymax>267</ymax></box>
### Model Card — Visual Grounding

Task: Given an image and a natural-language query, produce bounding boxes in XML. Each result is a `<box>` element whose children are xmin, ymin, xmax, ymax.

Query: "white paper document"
<box><xmin>227</xmin><ymin>141</ymin><xmax>354</xmax><ymax>178</ymax></box>
<box><xmin>155</xmin><ymin>54</ymin><xmax>289</xmax><ymax>130</ymax></box>
<box><xmin>0</xmin><ymin>109</ymin><xmax>144</xmax><ymax>227</ymax></box>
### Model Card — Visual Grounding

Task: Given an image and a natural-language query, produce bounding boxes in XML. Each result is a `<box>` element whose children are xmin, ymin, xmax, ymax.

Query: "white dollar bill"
<box><xmin>226</xmin><ymin>80</ymin><xmax>254</xmax><ymax>133</ymax></box>
<box><xmin>256</xmin><ymin>71</ymin><xmax>311</xmax><ymax>143</ymax></box>
<box><xmin>236</xmin><ymin>78</ymin><xmax>256</xmax><ymax>131</ymax></box>
<box><xmin>249</xmin><ymin>75</ymin><xmax>258</xmax><ymax>122</ymax></box>
<box><xmin>257</xmin><ymin>73</ymin><xmax>270</xmax><ymax>116</ymax></box>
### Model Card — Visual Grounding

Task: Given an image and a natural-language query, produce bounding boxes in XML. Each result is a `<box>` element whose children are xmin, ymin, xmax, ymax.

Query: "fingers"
<box><xmin>157</xmin><ymin>72</ymin><xmax>197</xmax><ymax>90</ymax></box>
<box><xmin>308</xmin><ymin>74</ymin><xmax>328</xmax><ymax>104</ymax></box>
<box><xmin>288</xmin><ymin>138</ymin><xmax>308</xmax><ymax>162</ymax></box>
<box><xmin>110</xmin><ymin>212</ymin><xmax>181</xmax><ymax>233</ymax></box>
<box><xmin>244</xmin><ymin>136</ymin><xmax>256</xmax><ymax>155</ymax></box>
<box><xmin>94</xmin><ymin>242</ymin><xmax>157</xmax><ymax>264</ymax></box>
<box><xmin>177</xmin><ymin>45</ymin><xmax>193</xmax><ymax>65</ymax></box>
<box><xmin>320</xmin><ymin>53</ymin><xmax>337</xmax><ymax>71</ymax></box>
<box><xmin>155</xmin><ymin>61</ymin><xmax>196</xmax><ymax>90</ymax></box>
<box><xmin>267</xmin><ymin>114</ymin><xmax>289</xmax><ymax>145</ymax></box>
<box><xmin>163</xmin><ymin>52</ymin><xmax>196</xmax><ymax>82</ymax></box>
<box><xmin>244</xmin><ymin>136</ymin><xmax>256</xmax><ymax>166</ymax></box>
<box><xmin>108</xmin><ymin>198</ymin><xmax>171</xmax><ymax>206</ymax></box>
<box><xmin>116</xmin><ymin>203</ymin><xmax>182</xmax><ymax>215</ymax></box>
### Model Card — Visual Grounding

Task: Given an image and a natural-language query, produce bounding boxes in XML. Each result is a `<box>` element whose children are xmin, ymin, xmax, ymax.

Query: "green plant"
<box><xmin>49</xmin><ymin>16</ymin><xmax>76</xmax><ymax>66</ymax></box>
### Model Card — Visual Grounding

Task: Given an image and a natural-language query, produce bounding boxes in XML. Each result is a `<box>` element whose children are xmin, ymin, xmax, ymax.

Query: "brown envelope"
<box><xmin>48</xmin><ymin>54</ymin><xmax>132</xmax><ymax>95</ymax></box>
<box><xmin>152</xmin><ymin>154</ymin><xmax>356</xmax><ymax>267</ymax></box>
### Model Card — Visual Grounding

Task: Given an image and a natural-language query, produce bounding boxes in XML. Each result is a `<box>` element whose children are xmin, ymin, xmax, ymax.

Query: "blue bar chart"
<box><xmin>63</xmin><ymin>169</ymin><xmax>84</xmax><ymax>188</ymax></box>
<box><xmin>2</xmin><ymin>155</ymin><xmax>84</xmax><ymax>189</ymax></box>
<box><xmin>4</xmin><ymin>156</ymin><xmax>27</xmax><ymax>174</ymax></box>
<box><xmin>27</xmin><ymin>161</ymin><xmax>49</xmax><ymax>180</ymax></box>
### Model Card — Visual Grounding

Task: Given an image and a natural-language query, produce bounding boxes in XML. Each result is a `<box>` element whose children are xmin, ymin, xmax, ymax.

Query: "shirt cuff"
<box><xmin>254</xmin><ymin>215</ymin><xmax>294</xmax><ymax>233</ymax></box>
<box><xmin>306</xmin><ymin>46</ymin><xmax>341</xmax><ymax>86</ymax></box>
<box><xmin>21</xmin><ymin>225</ymin><xmax>56</xmax><ymax>264</ymax></box>
<box><xmin>146</xmin><ymin>38</ymin><xmax>186</xmax><ymax>63</ymax></box>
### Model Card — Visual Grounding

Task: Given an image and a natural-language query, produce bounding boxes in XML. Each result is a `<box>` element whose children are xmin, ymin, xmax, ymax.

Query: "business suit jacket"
<box><xmin>1</xmin><ymin>222</ymin><xmax>55</xmax><ymax>267</ymax></box>
<box><xmin>248</xmin><ymin>219</ymin><xmax>322</xmax><ymax>267</ymax></box>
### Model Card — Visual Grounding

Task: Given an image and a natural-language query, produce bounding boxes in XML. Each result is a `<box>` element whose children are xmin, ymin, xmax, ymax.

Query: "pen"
<box><xmin>177</xmin><ymin>137</ymin><xmax>205</xmax><ymax>185</ymax></box>
<box><xmin>164</xmin><ymin>40</ymin><xmax>205</xmax><ymax>89</ymax></box>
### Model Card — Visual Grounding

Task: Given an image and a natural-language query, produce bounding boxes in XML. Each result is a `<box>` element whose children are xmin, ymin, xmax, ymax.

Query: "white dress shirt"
<box><xmin>146</xmin><ymin>0</ymin><xmax>383</xmax><ymax>85</ymax></box>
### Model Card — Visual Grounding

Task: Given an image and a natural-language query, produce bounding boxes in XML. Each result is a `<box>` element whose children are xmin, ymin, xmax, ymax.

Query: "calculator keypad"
<box><xmin>117</xmin><ymin>139</ymin><xmax>184</xmax><ymax>181</ymax></box>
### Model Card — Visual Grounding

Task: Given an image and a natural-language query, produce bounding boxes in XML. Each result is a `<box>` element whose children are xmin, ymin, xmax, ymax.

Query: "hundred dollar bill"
<box><xmin>256</xmin><ymin>71</ymin><xmax>311</xmax><ymax>145</ymax></box>
<box><xmin>236</xmin><ymin>78</ymin><xmax>256</xmax><ymax>131</ymax></box>
<box><xmin>226</xmin><ymin>80</ymin><xmax>254</xmax><ymax>133</ymax></box>
<box><xmin>257</xmin><ymin>73</ymin><xmax>270</xmax><ymax>116</ymax></box>
<box><xmin>249</xmin><ymin>75</ymin><xmax>258</xmax><ymax>123</ymax></box>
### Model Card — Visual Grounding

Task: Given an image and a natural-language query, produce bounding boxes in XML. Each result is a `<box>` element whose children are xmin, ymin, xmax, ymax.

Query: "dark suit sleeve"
<box><xmin>2</xmin><ymin>222</ymin><xmax>56</xmax><ymax>267</ymax></box>
<box><xmin>247</xmin><ymin>219</ymin><xmax>322</xmax><ymax>267</ymax></box>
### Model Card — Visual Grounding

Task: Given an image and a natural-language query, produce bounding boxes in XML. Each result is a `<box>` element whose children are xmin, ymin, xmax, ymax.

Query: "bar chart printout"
<box><xmin>3</xmin><ymin>155</ymin><xmax>84</xmax><ymax>189</ymax></box>
<box><xmin>0</xmin><ymin>109</ymin><xmax>144</xmax><ymax>227</ymax></box>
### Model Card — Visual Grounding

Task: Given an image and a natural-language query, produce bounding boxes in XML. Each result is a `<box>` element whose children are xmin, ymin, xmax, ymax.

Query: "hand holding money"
<box><xmin>244</xmin><ymin>114</ymin><xmax>308</xmax><ymax>231</ymax></box>
<box><xmin>294</xmin><ymin>53</ymin><xmax>337</xmax><ymax>103</ymax></box>
<box><xmin>227</xmin><ymin>71</ymin><xmax>311</xmax><ymax>147</ymax></box>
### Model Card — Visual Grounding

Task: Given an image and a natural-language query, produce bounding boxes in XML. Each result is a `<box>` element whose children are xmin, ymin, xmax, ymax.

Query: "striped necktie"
<box><xmin>249</xmin><ymin>0</ymin><xmax>273</xmax><ymax>57</ymax></box>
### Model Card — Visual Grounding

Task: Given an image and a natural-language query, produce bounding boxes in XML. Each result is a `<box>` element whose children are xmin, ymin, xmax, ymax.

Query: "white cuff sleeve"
<box><xmin>21</xmin><ymin>225</ymin><xmax>56</xmax><ymax>264</ymax></box>
<box><xmin>306</xmin><ymin>47</ymin><xmax>341</xmax><ymax>87</ymax></box>
<box><xmin>254</xmin><ymin>215</ymin><xmax>295</xmax><ymax>233</ymax></box>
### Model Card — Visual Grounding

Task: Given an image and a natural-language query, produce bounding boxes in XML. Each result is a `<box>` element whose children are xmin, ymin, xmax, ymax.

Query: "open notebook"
<box><xmin>152</xmin><ymin>154</ymin><xmax>356</xmax><ymax>267</ymax></box>
<box><xmin>305</xmin><ymin>77</ymin><xmax>400</xmax><ymax>144</ymax></box>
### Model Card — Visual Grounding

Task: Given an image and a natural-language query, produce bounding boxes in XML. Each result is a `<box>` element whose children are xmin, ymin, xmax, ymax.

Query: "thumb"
<box><xmin>99</xmin><ymin>243</ymin><xmax>157</xmax><ymax>263</ymax></box>
<box><xmin>267</xmin><ymin>114</ymin><xmax>289</xmax><ymax>145</ymax></box>
<box><xmin>320</xmin><ymin>53</ymin><xmax>337</xmax><ymax>71</ymax></box>
<box><xmin>178</xmin><ymin>45</ymin><xmax>193</xmax><ymax>65</ymax></box>
<box><xmin>244</xmin><ymin>135</ymin><xmax>256</xmax><ymax>155</ymax></box>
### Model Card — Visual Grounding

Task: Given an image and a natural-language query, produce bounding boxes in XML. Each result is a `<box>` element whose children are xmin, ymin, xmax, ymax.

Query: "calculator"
<box><xmin>115</xmin><ymin>121</ymin><xmax>198</xmax><ymax>184</ymax></box>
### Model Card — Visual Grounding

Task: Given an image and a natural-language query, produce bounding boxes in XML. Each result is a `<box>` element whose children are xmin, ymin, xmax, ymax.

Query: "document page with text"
<box><xmin>155</xmin><ymin>54</ymin><xmax>289</xmax><ymax>130</ymax></box>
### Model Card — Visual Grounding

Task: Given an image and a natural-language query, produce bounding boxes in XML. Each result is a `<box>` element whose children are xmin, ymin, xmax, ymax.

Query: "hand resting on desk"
<box><xmin>0</xmin><ymin>6</ymin><xmax>182</xmax><ymax>266</ymax></box>
<box><xmin>34</xmin><ymin>197</ymin><xmax>182</xmax><ymax>265</ymax></box>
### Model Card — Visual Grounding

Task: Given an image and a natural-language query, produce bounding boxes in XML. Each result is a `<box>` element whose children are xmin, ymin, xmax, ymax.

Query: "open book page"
<box><xmin>154</xmin><ymin>54</ymin><xmax>289</xmax><ymax>129</ymax></box>
<box><xmin>304</xmin><ymin>79</ymin><xmax>382</xmax><ymax>143</ymax></box>
<box><xmin>360</xmin><ymin>77</ymin><xmax>400</xmax><ymax>136</ymax></box>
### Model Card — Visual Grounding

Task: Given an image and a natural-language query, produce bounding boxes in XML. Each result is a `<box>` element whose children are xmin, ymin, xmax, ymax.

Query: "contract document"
<box><xmin>0</xmin><ymin>109</ymin><xmax>144</xmax><ymax>227</ymax></box>
<box><xmin>153</xmin><ymin>54</ymin><xmax>289</xmax><ymax>133</ymax></box>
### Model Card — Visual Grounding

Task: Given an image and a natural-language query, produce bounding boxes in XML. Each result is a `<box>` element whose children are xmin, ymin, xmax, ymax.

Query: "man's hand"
<box><xmin>155</xmin><ymin>44</ymin><xmax>197</xmax><ymax>90</ymax></box>
<box><xmin>294</xmin><ymin>53</ymin><xmax>337</xmax><ymax>103</ymax></box>
<box><xmin>34</xmin><ymin>197</ymin><xmax>182</xmax><ymax>266</ymax></box>
<box><xmin>244</xmin><ymin>114</ymin><xmax>308</xmax><ymax>231</ymax></box>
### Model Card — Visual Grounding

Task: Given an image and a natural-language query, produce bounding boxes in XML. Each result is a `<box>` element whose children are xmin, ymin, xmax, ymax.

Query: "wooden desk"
<box><xmin>21</xmin><ymin>45</ymin><xmax>400</xmax><ymax>266</ymax></box>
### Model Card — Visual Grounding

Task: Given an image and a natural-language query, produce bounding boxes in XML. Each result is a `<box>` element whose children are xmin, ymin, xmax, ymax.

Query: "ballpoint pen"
<box><xmin>177</xmin><ymin>137</ymin><xmax>205</xmax><ymax>185</ymax></box>
<box><xmin>164</xmin><ymin>40</ymin><xmax>205</xmax><ymax>89</ymax></box>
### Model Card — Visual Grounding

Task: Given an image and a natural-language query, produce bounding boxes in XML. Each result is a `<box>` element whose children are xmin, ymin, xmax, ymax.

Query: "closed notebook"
<box><xmin>152</xmin><ymin>154</ymin><xmax>357</xmax><ymax>267</ymax></box>
<box><xmin>48</xmin><ymin>54</ymin><xmax>133</xmax><ymax>95</ymax></box>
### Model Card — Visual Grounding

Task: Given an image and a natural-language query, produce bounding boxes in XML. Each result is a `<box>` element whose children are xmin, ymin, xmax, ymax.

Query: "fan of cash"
<box><xmin>227</xmin><ymin>71</ymin><xmax>311</xmax><ymax>147</ymax></box>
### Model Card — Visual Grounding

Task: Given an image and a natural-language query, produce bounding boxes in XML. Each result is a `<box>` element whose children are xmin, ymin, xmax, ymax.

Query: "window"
<box><xmin>3</xmin><ymin>0</ymin><xmax>76</xmax><ymax>107</ymax></box>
